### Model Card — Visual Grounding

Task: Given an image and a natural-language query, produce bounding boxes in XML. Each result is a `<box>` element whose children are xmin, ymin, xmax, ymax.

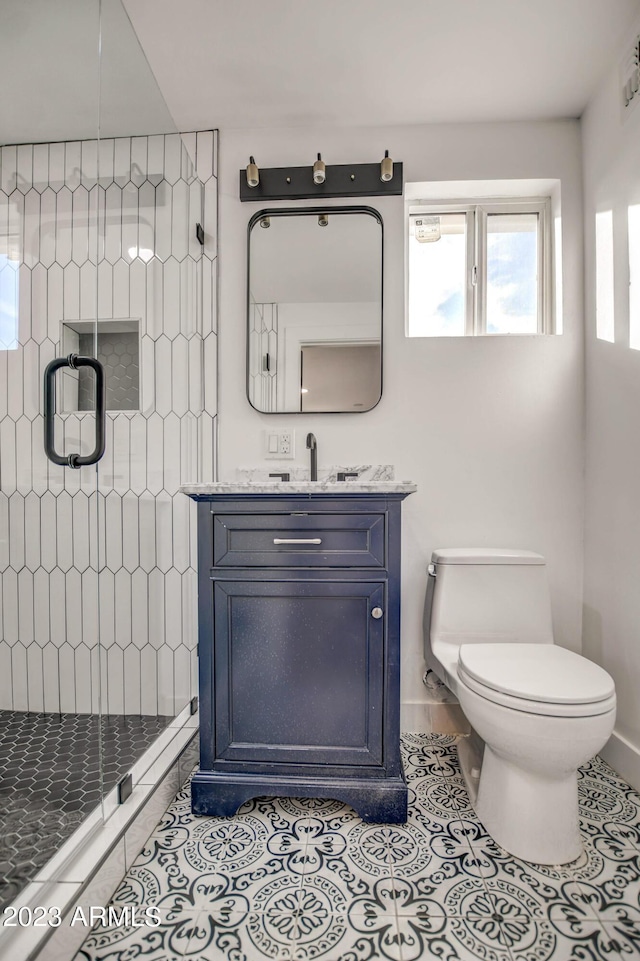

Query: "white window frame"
<box><xmin>408</xmin><ymin>197</ymin><xmax>553</xmax><ymax>336</ymax></box>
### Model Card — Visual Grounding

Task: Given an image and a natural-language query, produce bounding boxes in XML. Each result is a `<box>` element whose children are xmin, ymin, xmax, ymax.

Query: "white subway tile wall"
<box><xmin>249</xmin><ymin>302</ymin><xmax>278</xmax><ymax>412</ymax></box>
<box><xmin>0</xmin><ymin>131</ymin><xmax>218</xmax><ymax>715</ymax></box>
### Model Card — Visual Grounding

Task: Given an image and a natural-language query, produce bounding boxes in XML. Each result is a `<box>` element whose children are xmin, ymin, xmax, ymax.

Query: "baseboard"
<box><xmin>600</xmin><ymin>728</ymin><xmax>640</xmax><ymax>792</ymax></box>
<box><xmin>401</xmin><ymin>700</ymin><xmax>470</xmax><ymax>735</ymax></box>
<box><xmin>401</xmin><ymin>700</ymin><xmax>431</xmax><ymax>731</ymax></box>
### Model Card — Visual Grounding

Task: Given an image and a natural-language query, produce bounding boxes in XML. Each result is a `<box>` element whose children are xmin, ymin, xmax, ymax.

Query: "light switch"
<box><xmin>268</xmin><ymin>433</ymin><xmax>279</xmax><ymax>454</ymax></box>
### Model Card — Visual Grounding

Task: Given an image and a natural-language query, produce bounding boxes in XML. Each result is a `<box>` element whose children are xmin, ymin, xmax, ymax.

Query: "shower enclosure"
<box><xmin>0</xmin><ymin>0</ymin><xmax>216</xmax><ymax>928</ymax></box>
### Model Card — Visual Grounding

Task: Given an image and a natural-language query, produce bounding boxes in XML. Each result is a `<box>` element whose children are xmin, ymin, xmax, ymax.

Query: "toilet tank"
<box><xmin>426</xmin><ymin>549</ymin><xmax>554</xmax><ymax>657</ymax></box>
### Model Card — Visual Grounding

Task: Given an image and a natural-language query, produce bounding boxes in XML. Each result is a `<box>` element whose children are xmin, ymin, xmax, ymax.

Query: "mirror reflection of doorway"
<box><xmin>300</xmin><ymin>343</ymin><xmax>381</xmax><ymax>412</ymax></box>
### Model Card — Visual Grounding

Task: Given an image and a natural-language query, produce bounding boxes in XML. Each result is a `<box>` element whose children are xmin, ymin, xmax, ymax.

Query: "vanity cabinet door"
<box><xmin>212</xmin><ymin>578</ymin><xmax>385</xmax><ymax>769</ymax></box>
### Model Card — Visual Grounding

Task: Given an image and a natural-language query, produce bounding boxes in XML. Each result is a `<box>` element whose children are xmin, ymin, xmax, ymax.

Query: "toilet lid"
<box><xmin>458</xmin><ymin>644</ymin><xmax>615</xmax><ymax>704</ymax></box>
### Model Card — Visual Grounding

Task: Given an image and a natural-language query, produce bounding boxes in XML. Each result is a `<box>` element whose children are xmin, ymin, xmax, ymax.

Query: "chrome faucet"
<box><xmin>306</xmin><ymin>432</ymin><xmax>317</xmax><ymax>481</ymax></box>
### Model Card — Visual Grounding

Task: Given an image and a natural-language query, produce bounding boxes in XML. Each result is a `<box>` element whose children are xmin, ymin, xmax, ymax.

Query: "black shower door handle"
<box><xmin>43</xmin><ymin>354</ymin><xmax>106</xmax><ymax>468</ymax></box>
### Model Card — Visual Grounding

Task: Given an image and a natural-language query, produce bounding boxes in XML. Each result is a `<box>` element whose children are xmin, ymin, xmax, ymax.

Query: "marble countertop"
<box><xmin>180</xmin><ymin>481</ymin><xmax>417</xmax><ymax>496</ymax></box>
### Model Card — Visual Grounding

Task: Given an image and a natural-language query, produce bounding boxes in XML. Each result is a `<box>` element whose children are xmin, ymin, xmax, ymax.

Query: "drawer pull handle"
<box><xmin>372</xmin><ymin>607</ymin><xmax>384</xmax><ymax>619</ymax></box>
<box><xmin>273</xmin><ymin>538</ymin><xmax>322</xmax><ymax>545</ymax></box>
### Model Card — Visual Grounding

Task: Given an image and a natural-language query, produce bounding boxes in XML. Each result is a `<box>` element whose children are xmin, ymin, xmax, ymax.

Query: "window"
<box><xmin>407</xmin><ymin>199</ymin><xmax>552</xmax><ymax>337</ymax></box>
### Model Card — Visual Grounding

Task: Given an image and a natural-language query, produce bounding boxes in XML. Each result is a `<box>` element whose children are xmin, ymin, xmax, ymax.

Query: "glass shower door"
<box><xmin>0</xmin><ymin>114</ymin><xmax>104</xmax><ymax>906</ymax></box>
<box><xmin>92</xmin><ymin>135</ymin><xmax>204</xmax><ymax>755</ymax></box>
<box><xmin>93</xmin><ymin>0</ymin><xmax>206</xmax><ymax>805</ymax></box>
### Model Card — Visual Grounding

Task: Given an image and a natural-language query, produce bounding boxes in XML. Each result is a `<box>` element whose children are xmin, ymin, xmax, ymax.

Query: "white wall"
<box><xmin>217</xmin><ymin>121</ymin><xmax>585</xmax><ymax>724</ymax></box>
<box><xmin>582</xmin><ymin>47</ymin><xmax>640</xmax><ymax>787</ymax></box>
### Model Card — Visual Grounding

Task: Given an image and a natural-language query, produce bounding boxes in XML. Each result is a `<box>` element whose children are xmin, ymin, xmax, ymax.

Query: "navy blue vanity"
<box><xmin>181</xmin><ymin>482</ymin><xmax>415</xmax><ymax>824</ymax></box>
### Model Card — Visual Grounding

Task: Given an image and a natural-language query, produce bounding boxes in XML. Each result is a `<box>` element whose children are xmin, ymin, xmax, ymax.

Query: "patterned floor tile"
<box><xmin>370</xmin><ymin>910</ymin><xmax>450</xmax><ymax>961</ymax></box>
<box><xmin>579</xmin><ymin>764</ymin><xmax>640</xmax><ymax>852</ymax></box>
<box><xmin>420</xmin><ymin>748</ymin><xmax>640</xmax><ymax>932</ymax></box>
<box><xmin>182</xmin><ymin>899</ymin><xmax>511</xmax><ymax>961</ymax></box>
<box><xmin>406</xmin><ymin>802</ymin><xmax>484</xmax><ymax>869</ymax></box>
<box><xmin>599</xmin><ymin>916</ymin><xmax>640</xmax><ymax>958</ymax></box>
<box><xmin>460</xmin><ymin>822</ymin><xmax>609</xmax><ymax>923</ymax></box>
<box><xmin>401</xmin><ymin>732</ymin><xmax>456</xmax><ymax>751</ymax></box>
<box><xmin>482</xmin><ymin>871</ymin><xmax>605</xmax><ymax>929</ymax></box>
<box><xmin>234</xmin><ymin>794</ymin><xmax>358</xmax><ymax>841</ymax></box>
<box><xmin>389</xmin><ymin>817</ymin><xmax>489</xmax><ymax>916</ymax></box>
<box><xmin>73</xmin><ymin>907</ymin><xmax>201</xmax><ymax>960</ymax></box>
<box><xmin>504</xmin><ymin>917</ymin><xmax>608</xmax><ymax>961</ymax></box>
<box><xmin>393</xmin><ymin>873</ymin><xmax>476</xmax><ymax>921</ymax></box>
<box><xmin>343</xmin><ymin>821</ymin><xmax>428</xmax><ymax>879</ymax></box>
<box><xmin>582</xmin><ymin>817</ymin><xmax>640</xmax><ymax>855</ymax></box>
<box><xmin>185</xmin><ymin>892</ymin><xmax>399</xmax><ymax>959</ymax></box>
<box><xmin>412</xmin><ymin>773</ymin><xmax>476</xmax><ymax>820</ymax></box>
<box><xmin>571</xmin><ymin>870</ymin><xmax>640</xmax><ymax>931</ymax></box>
<box><xmin>505</xmin><ymin>914</ymin><xmax>640</xmax><ymax>960</ymax></box>
<box><xmin>74</xmin><ymin>735</ymin><xmax>640</xmax><ymax>961</ymax></box>
<box><xmin>187</xmin><ymin>909</ymin><xmax>298</xmax><ymax>959</ymax></box>
<box><xmin>116</xmin><ymin>806</ymin><xmax>308</xmax><ymax>908</ymax></box>
<box><xmin>581</xmin><ymin>755</ymin><xmax>640</xmax><ymax>797</ymax></box>
<box><xmin>401</xmin><ymin>732</ymin><xmax>460</xmax><ymax>782</ymax></box>
<box><xmin>429</xmin><ymin>912</ymin><xmax>512</xmax><ymax>961</ymax></box>
<box><xmin>151</xmin><ymin>782</ymin><xmax>205</xmax><ymax>833</ymax></box>
<box><xmin>245</xmin><ymin>905</ymin><xmax>402</xmax><ymax>961</ymax></box>
<box><xmin>338</xmin><ymin>912</ymin><xmax>405</xmax><ymax>961</ymax></box>
<box><xmin>299</xmin><ymin>840</ymin><xmax>390</xmax><ymax>908</ymax></box>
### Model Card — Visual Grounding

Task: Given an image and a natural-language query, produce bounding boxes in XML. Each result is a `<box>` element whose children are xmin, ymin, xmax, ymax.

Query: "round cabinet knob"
<box><xmin>371</xmin><ymin>607</ymin><xmax>383</xmax><ymax>619</ymax></box>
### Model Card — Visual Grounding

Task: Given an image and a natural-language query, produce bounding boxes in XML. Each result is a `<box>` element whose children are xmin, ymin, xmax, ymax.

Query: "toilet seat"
<box><xmin>457</xmin><ymin>643</ymin><xmax>616</xmax><ymax>718</ymax></box>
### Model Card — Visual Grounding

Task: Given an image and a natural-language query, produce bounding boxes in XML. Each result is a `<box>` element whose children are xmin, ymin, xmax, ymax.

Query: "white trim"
<box><xmin>467</xmin><ymin>208</ymin><xmax>477</xmax><ymax>336</ymax></box>
<box><xmin>405</xmin><ymin>178</ymin><xmax>561</xmax><ymax>201</ymax></box>
<box><xmin>600</xmin><ymin>728</ymin><xmax>640</xmax><ymax>793</ymax></box>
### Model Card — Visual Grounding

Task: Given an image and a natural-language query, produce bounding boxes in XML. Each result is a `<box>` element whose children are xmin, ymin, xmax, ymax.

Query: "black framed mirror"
<box><xmin>247</xmin><ymin>206</ymin><xmax>383</xmax><ymax>413</ymax></box>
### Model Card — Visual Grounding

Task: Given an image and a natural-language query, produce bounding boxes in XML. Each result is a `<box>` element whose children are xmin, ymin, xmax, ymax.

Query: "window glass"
<box><xmin>408</xmin><ymin>213</ymin><xmax>467</xmax><ymax>337</ymax></box>
<box><xmin>486</xmin><ymin>213</ymin><xmax>538</xmax><ymax>334</ymax></box>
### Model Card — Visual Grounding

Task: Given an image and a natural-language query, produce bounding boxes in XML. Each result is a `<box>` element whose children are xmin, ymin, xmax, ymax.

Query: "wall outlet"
<box><xmin>279</xmin><ymin>431</ymin><xmax>292</xmax><ymax>455</ymax></box>
<box><xmin>264</xmin><ymin>429</ymin><xmax>295</xmax><ymax>459</ymax></box>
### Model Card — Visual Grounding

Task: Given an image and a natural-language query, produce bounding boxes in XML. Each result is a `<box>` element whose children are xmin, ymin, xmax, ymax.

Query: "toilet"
<box><xmin>423</xmin><ymin>548</ymin><xmax>616</xmax><ymax>865</ymax></box>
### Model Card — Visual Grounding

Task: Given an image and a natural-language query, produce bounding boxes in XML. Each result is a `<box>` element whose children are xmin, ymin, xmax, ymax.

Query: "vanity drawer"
<box><xmin>212</xmin><ymin>512</ymin><xmax>385</xmax><ymax>567</ymax></box>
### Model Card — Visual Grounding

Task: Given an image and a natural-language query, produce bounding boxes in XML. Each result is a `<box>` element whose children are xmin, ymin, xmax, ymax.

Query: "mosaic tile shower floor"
<box><xmin>0</xmin><ymin>711</ymin><xmax>172</xmax><ymax>910</ymax></box>
<box><xmin>75</xmin><ymin>734</ymin><xmax>640</xmax><ymax>960</ymax></box>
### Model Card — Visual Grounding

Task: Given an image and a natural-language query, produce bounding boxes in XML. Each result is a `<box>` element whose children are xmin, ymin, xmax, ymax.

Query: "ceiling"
<box><xmin>123</xmin><ymin>0</ymin><xmax>640</xmax><ymax>131</ymax></box>
<box><xmin>0</xmin><ymin>0</ymin><xmax>175</xmax><ymax>144</ymax></box>
<box><xmin>1</xmin><ymin>0</ymin><xmax>640</xmax><ymax>145</ymax></box>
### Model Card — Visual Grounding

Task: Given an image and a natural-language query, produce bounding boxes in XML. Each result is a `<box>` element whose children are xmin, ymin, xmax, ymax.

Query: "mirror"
<box><xmin>247</xmin><ymin>206</ymin><xmax>383</xmax><ymax>413</ymax></box>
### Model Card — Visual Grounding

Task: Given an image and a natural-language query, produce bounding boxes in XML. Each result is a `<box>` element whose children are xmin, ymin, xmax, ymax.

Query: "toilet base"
<box><xmin>465</xmin><ymin>742</ymin><xmax>583</xmax><ymax>865</ymax></box>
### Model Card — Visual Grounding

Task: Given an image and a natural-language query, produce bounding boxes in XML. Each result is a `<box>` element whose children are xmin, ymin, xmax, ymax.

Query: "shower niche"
<box><xmin>61</xmin><ymin>319</ymin><xmax>141</xmax><ymax>412</ymax></box>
